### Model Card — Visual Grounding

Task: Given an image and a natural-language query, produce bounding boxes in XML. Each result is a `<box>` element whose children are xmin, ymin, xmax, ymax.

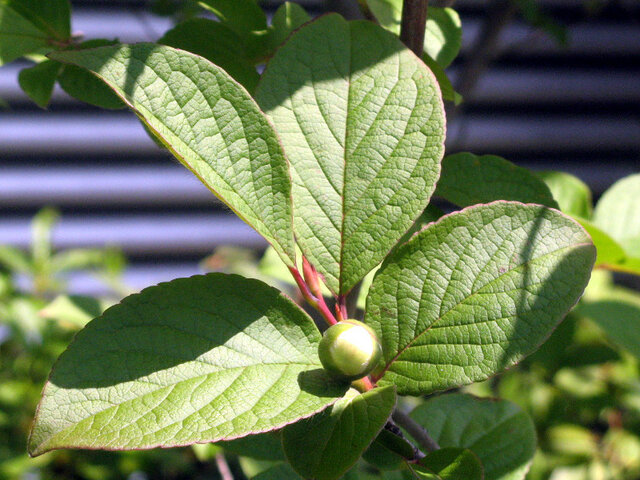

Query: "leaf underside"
<box><xmin>50</xmin><ymin>44</ymin><xmax>296</xmax><ymax>266</ymax></box>
<box><xmin>29</xmin><ymin>274</ymin><xmax>346</xmax><ymax>456</ymax></box>
<box><xmin>256</xmin><ymin>14</ymin><xmax>445</xmax><ymax>295</ymax></box>
<box><xmin>366</xmin><ymin>201</ymin><xmax>596</xmax><ymax>395</ymax></box>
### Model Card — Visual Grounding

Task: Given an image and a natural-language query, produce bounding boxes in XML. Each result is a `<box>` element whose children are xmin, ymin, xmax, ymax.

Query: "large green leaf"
<box><xmin>435</xmin><ymin>153</ymin><xmax>558</xmax><ymax>208</ymax></box>
<box><xmin>159</xmin><ymin>18</ymin><xmax>259</xmax><ymax>92</ymax></box>
<box><xmin>265</xmin><ymin>2</ymin><xmax>311</xmax><ymax>53</ymax></box>
<box><xmin>536</xmin><ymin>170</ymin><xmax>592</xmax><ymax>219</ymax></box>
<box><xmin>365</xmin><ymin>201</ymin><xmax>595</xmax><ymax>395</ymax></box>
<box><xmin>0</xmin><ymin>2</ymin><xmax>50</xmax><ymax>65</ymax></box>
<box><xmin>593</xmin><ymin>174</ymin><xmax>640</xmax><ymax>259</ymax></box>
<box><xmin>256</xmin><ymin>14</ymin><xmax>445</xmax><ymax>294</ymax></box>
<box><xmin>51</xmin><ymin>44</ymin><xmax>296</xmax><ymax>266</ymax></box>
<box><xmin>366</xmin><ymin>1</ymin><xmax>462</xmax><ymax>68</ymax></box>
<box><xmin>283</xmin><ymin>387</ymin><xmax>396</xmax><ymax>480</ymax></box>
<box><xmin>29</xmin><ymin>274</ymin><xmax>346</xmax><ymax>456</ymax></box>
<box><xmin>410</xmin><ymin>394</ymin><xmax>536</xmax><ymax>480</ymax></box>
<box><xmin>412</xmin><ymin>448</ymin><xmax>484</xmax><ymax>480</ymax></box>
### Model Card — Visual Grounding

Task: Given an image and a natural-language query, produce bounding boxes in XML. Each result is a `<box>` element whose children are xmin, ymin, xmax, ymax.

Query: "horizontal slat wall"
<box><xmin>1</xmin><ymin>0</ymin><xmax>639</xmax><ymax>295</ymax></box>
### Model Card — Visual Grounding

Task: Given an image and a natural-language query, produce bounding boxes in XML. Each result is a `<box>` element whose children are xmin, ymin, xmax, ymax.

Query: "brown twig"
<box><xmin>400</xmin><ymin>0</ymin><xmax>429</xmax><ymax>57</ymax></box>
<box><xmin>392</xmin><ymin>408</ymin><xmax>440</xmax><ymax>453</ymax></box>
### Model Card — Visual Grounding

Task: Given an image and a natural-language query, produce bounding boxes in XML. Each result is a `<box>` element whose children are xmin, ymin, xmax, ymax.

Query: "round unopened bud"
<box><xmin>318</xmin><ymin>319</ymin><xmax>382</xmax><ymax>381</ymax></box>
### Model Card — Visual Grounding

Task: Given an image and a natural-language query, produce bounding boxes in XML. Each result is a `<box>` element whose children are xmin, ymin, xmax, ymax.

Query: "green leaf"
<box><xmin>0</xmin><ymin>2</ymin><xmax>50</xmax><ymax>65</ymax></box>
<box><xmin>365</xmin><ymin>201</ymin><xmax>595</xmax><ymax>395</ymax></box>
<box><xmin>252</xmin><ymin>463</ymin><xmax>302</xmax><ymax>480</ymax></box>
<box><xmin>412</xmin><ymin>448</ymin><xmax>484</xmax><ymax>480</ymax></box>
<box><xmin>56</xmin><ymin>40</ymin><xmax>126</xmax><ymax>110</ymax></box>
<box><xmin>574</xmin><ymin>218</ymin><xmax>626</xmax><ymax>267</ymax></box>
<box><xmin>422</xmin><ymin>54</ymin><xmax>462</xmax><ymax>105</ymax></box>
<box><xmin>266</xmin><ymin>2</ymin><xmax>311</xmax><ymax>53</ymax></box>
<box><xmin>3</xmin><ymin>0</ymin><xmax>70</xmax><ymax>41</ymax></box>
<box><xmin>40</xmin><ymin>295</ymin><xmax>111</xmax><ymax>329</ymax></box>
<box><xmin>198</xmin><ymin>0</ymin><xmax>267</xmax><ymax>36</ymax></box>
<box><xmin>18</xmin><ymin>59</ymin><xmax>61</xmax><ymax>108</ymax></box>
<box><xmin>536</xmin><ymin>170</ymin><xmax>592</xmax><ymax>219</ymax></box>
<box><xmin>159</xmin><ymin>18</ymin><xmax>259</xmax><ymax>92</ymax></box>
<box><xmin>283</xmin><ymin>387</ymin><xmax>396</xmax><ymax>480</ymax></box>
<box><xmin>31</xmin><ymin>207</ymin><xmax>58</xmax><ymax>267</ymax></box>
<box><xmin>0</xmin><ymin>245</ymin><xmax>32</xmax><ymax>273</ymax></box>
<box><xmin>424</xmin><ymin>7</ymin><xmax>462</xmax><ymax>68</ymax></box>
<box><xmin>577</xmin><ymin>285</ymin><xmax>640</xmax><ymax>360</ymax></box>
<box><xmin>593</xmin><ymin>174</ymin><xmax>640</xmax><ymax>259</ymax></box>
<box><xmin>366</xmin><ymin>1</ymin><xmax>462</xmax><ymax>67</ymax></box>
<box><xmin>29</xmin><ymin>273</ymin><xmax>347</xmax><ymax>456</ymax></box>
<box><xmin>256</xmin><ymin>15</ymin><xmax>445</xmax><ymax>294</ymax></box>
<box><xmin>410</xmin><ymin>394</ymin><xmax>536</xmax><ymax>480</ymax></box>
<box><xmin>50</xmin><ymin>43</ymin><xmax>297</xmax><ymax>266</ymax></box>
<box><xmin>435</xmin><ymin>153</ymin><xmax>558</xmax><ymax>208</ymax></box>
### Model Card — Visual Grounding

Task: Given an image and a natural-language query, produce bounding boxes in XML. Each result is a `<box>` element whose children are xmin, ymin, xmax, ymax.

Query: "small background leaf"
<box><xmin>410</xmin><ymin>394</ymin><xmax>536</xmax><ymax>480</ymax></box>
<box><xmin>593</xmin><ymin>174</ymin><xmax>640</xmax><ymax>260</ymax></box>
<box><xmin>18</xmin><ymin>60</ymin><xmax>61</xmax><ymax>108</ymax></box>
<box><xmin>366</xmin><ymin>202</ymin><xmax>595</xmax><ymax>395</ymax></box>
<box><xmin>283</xmin><ymin>387</ymin><xmax>396</xmax><ymax>480</ymax></box>
<box><xmin>366</xmin><ymin>1</ymin><xmax>462</xmax><ymax>67</ymax></box>
<box><xmin>536</xmin><ymin>170</ymin><xmax>592</xmax><ymax>219</ymax></box>
<box><xmin>29</xmin><ymin>274</ymin><xmax>346</xmax><ymax>455</ymax></box>
<box><xmin>435</xmin><ymin>153</ymin><xmax>558</xmax><ymax>208</ymax></box>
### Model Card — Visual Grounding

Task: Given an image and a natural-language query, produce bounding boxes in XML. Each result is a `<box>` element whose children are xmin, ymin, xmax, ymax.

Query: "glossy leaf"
<box><xmin>366</xmin><ymin>201</ymin><xmax>595</xmax><ymax>395</ymax></box>
<box><xmin>51</xmin><ymin>44</ymin><xmax>296</xmax><ymax>266</ymax></box>
<box><xmin>367</xmin><ymin>1</ymin><xmax>462</xmax><ymax>67</ymax></box>
<box><xmin>435</xmin><ymin>153</ymin><xmax>558</xmax><ymax>208</ymax></box>
<box><xmin>256</xmin><ymin>14</ymin><xmax>445</xmax><ymax>294</ymax></box>
<box><xmin>412</xmin><ymin>448</ymin><xmax>484</xmax><ymax>480</ymax></box>
<box><xmin>363</xmin><ymin>427</ymin><xmax>418</xmax><ymax>470</ymax></box>
<box><xmin>159</xmin><ymin>18</ymin><xmax>259</xmax><ymax>92</ymax></box>
<box><xmin>29</xmin><ymin>274</ymin><xmax>347</xmax><ymax>455</ymax></box>
<box><xmin>410</xmin><ymin>394</ymin><xmax>536</xmax><ymax>480</ymax></box>
<box><xmin>18</xmin><ymin>60</ymin><xmax>61</xmax><ymax>108</ymax></box>
<box><xmin>536</xmin><ymin>170</ymin><xmax>592</xmax><ymax>219</ymax></box>
<box><xmin>283</xmin><ymin>387</ymin><xmax>396</xmax><ymax>480</ymax></box>
<box><xmin>593</xmin><ymin>174</ymin><xmax>640</xmax><ymax>258</ymax></box>
<box><xmin>198</xmin><ymin>0</ymin><xmax>267</xmax><ymax>36</ymax></box>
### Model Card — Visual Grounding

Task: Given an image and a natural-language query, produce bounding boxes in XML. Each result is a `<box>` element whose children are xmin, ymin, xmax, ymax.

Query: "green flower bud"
<box><xmin>318</xmin><ymin>319</ymin><xmax>382</xmax><ymax>381</ymax></box>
